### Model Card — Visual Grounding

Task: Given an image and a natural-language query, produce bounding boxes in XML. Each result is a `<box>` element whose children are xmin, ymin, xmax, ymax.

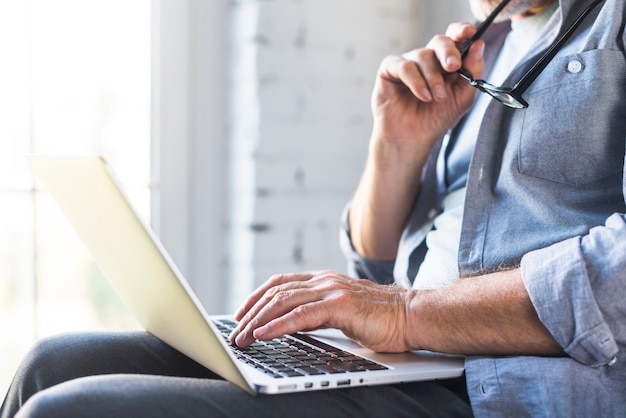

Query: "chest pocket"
<box><xmin>518</xmin><ymin>49</ymin><xmax>626</xmax><ymax>187</ymax></box>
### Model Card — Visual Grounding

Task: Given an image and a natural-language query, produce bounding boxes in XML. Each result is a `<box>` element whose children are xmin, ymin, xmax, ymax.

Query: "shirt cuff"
<box><xmin>339</xmin><ymin>202</ymin><xmax>396</xmax><ymax>284</ymax></box>
<box><xmin>521</xmin><ymin>236</ymin><xmax>618</xmax><ymax>367</ymax></box>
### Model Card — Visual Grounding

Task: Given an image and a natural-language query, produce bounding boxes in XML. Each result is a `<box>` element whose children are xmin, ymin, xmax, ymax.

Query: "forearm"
<box><xmin>405</xmin><ymin>268</ymin><xmax>563</xmax><ymax>356</ymax></box>
<box><xmin>349</xmin><ymin>132</ymin><xmax>436</xmax><ymax>260</ymax></box>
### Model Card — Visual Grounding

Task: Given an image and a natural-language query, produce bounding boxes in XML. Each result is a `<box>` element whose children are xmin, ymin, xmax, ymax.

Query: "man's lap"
<box><xmin>3</xmin><ymin>332</ymin><xmax>472</xmax><ymax>418</ymax></box>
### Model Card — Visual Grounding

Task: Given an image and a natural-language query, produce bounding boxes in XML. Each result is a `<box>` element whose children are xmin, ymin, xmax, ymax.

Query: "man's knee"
<box><xmin>18</xmin><ymin>334</ymin><xmax>84</xmax><ymax>390</ymax></box>
<box><xmin>15</xmin><ymin>377</ymin><xmax>122</xmax><ymax>418</ymax></box>
<box><xmin>15</xmin><ymin>385</ymin><xmax>89</xmax><ymax>418</ymax></box>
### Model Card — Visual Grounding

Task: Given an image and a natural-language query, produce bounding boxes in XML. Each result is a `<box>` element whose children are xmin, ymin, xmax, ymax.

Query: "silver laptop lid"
<box><xmin>28</xmin><ymin>155</ymin><xmax>255</xmax><ymax>394</ymax></box>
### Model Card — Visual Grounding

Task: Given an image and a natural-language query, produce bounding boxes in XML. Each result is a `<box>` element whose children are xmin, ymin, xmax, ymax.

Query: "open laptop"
<box><xmin>28</xmin><ymin>155</ymin><xmax>464</xmax><ymax>395</ymax></box>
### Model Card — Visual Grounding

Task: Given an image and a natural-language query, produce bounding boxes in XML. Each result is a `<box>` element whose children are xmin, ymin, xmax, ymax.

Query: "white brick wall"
<box><xmin>225</xmin><ymin>0</ymin><xmax>472</xmax><ymax>309</ymax></box>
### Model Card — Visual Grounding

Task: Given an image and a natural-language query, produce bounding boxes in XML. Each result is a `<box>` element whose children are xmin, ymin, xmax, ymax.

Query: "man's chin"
<box><xmin>469</xmin><ymin>0</ymin><xmax>553</xmax><ymax>21</ymax></box>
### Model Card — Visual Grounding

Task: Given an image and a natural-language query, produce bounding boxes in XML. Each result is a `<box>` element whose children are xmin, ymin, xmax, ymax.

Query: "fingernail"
<box><xmin>446</xmin><ymin>56</ymin><xmax>461</xmax><ymax>68</ymax></box>
<box><xmin>434</xmin><ymin>85</ymin><xmax>447</xmax><ymax>101</ymax></box>
<box><xmin>254</xmin><ymin>325</ymin><xmax>269</xmax><ymax>341</ymax></box>
<box><xmin>229</xmin><ymin>329</ymin><xmax>238</xmax><ymax>342</ymax></box>
<box><xmin>234</xmin><ymin>332</ymin><xmax>245</xmax><ymax>346</ymax></box>
<box><xmin>420</xmin><ymin>87</ymin><xmax>433</xmax><ymax>102</ymax></box>
<box><xmin>476</xmin><ymin>42</ymin><xmax>485</xmax><ymax>60</ymax></box>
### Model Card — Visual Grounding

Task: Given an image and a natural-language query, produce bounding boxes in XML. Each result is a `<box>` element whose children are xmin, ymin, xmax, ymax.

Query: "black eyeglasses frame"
<box><xmin>457</xmin><ymin>0</ymin><xmax>605</xmax><ymax>109</ymax></box>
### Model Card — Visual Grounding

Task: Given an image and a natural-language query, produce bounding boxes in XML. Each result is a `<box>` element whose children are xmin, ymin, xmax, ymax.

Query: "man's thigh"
<box><xmin>19</xmin><ymin>373</ymin><xmax>472</xmax><ymax>418</ymax></box>
<box><xmin>8</xmin><ymin>332</ymin><xmax>472</xmax><ymax>417</ymax></box>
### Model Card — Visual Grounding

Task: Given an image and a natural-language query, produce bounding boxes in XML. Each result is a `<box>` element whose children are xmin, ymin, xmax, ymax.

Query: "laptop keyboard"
<box><xmin>213</xmin><ymin>319</ymin><xmax>388</xmax><ymax>379</ymax></box>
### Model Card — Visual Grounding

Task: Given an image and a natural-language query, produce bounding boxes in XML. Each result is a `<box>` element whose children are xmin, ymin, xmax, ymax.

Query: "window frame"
<box><xmin>151</xmin><ymin>0</ymin><xmax>229</xmax><ymax>312</ymax></box>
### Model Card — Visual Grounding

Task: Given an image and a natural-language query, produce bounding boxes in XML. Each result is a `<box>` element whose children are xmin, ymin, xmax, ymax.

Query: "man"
<box><xmin>231</xmin><ymin>0</ymin><xmax>626</xmax><ymax>415</ymax></box>
<box><xmin>2</xmin><ymin>0</ymin><xmax>625</xmax><ymax>416</ymax></box>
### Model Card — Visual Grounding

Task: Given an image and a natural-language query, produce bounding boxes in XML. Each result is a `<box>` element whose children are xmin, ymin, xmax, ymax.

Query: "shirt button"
<box><xmin>567</xmin><ymin>60</ymin><xmax>583</xmax><ymax>74</ymax></box>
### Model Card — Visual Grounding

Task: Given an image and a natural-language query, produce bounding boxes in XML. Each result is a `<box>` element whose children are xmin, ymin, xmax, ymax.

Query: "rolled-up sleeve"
<box><xmin>339</xmin><ymin>202</ymin><xmax>396</xmax><ymax>284</ymax></box>
<box><xmin>520</xmin><ymin>213</ymin><xmax>626</xmax><ymax>367</ymax></box>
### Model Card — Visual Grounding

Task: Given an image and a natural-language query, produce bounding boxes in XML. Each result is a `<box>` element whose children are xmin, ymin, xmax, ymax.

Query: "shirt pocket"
<box><xmin>517</xmin><ymin>49</ymin><xmax>626</xmax><ymax>187</ymax></box>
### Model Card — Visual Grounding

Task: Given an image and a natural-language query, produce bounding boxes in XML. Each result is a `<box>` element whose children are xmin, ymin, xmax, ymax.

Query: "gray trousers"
<box><xmin>1</xmin><ymin>332</ymin><xmax>472</xmax><ymax>418</ymax></box>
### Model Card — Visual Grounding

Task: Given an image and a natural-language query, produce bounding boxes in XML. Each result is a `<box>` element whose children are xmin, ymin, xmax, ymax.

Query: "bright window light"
<box><xmin>0</xmin><ymin>0</ymin><xmax>151</xmax><ymax>395</ymax></box>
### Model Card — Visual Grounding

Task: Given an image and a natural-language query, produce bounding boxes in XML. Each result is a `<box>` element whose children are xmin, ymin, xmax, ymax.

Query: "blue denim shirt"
<box><xmin>340</xmin><ymin>0</ymin><xmax>626</xmax><ymax>415</ymax></box>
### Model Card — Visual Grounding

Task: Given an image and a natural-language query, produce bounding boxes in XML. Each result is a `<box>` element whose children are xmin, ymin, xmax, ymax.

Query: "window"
<box><xmin>0</xmin><ymin>0</ymin><xmax>150</xmax><ymax>395</ymax></box>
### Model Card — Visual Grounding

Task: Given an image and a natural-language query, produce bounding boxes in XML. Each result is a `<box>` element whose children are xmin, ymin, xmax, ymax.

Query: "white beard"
<box><xmin>469</xmin><ymin>0</ymin><xmax>556</xmax><ymax>20</ymax></box>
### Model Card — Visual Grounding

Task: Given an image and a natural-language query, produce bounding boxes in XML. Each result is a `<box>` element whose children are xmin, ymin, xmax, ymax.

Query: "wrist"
<box><xmin>368</xmin><ymin>129</ymin><xmax>440</xmax><ymax>174</ymax></box>
<box><xmin>370</xmin><ymin>122</ymin><xmax>441</xmax><ymax>153</ymax></box>
<box><xmin>402</xmin><ymin>289</ymin><xmax>433</xmax><ymax>351</ymax></box>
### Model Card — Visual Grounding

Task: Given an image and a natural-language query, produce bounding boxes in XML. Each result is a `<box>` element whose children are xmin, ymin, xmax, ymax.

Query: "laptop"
<box><xmin>28</xmin><ymin>154</ymin><xmax>465</xmax><ymax>395</ymax></box>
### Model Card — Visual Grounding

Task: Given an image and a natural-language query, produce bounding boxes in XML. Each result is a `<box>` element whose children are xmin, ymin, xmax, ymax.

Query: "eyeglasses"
<box><xmin>457</xmin><ymin>0</ymin><xmax>605</xmax><ymax>109</ymax></box>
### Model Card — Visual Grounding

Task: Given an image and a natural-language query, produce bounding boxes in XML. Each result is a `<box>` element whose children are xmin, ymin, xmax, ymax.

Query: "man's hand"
<box><xmin>230</xmin><ymin>271</ymin><xmax>415</xmax><ymax>353</ymax></box>
<box><xmin>371</xmin><ymin>22</ymin><xmax>485</xmax><ymax>148</ymax></box>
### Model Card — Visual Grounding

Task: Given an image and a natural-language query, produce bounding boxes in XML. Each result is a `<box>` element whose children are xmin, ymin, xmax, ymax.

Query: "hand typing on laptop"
<box><xmin>231</xmin><ymin>271</ymin><xmax>412</xmax><ymax>353</ymax></box>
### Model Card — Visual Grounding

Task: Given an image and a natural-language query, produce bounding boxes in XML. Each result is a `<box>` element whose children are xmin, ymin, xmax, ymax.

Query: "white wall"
<box><xmin>153</xmin><ymin>0</ymin><xmax>473</xmax><ymax>313</ymax></box>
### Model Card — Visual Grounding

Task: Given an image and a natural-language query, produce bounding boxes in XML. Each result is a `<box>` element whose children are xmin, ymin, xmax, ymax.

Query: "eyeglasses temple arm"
<box><xmin>460</xmin><ymin>0</ymin><xmax>513</xmax><ymax>58</ymax></box>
